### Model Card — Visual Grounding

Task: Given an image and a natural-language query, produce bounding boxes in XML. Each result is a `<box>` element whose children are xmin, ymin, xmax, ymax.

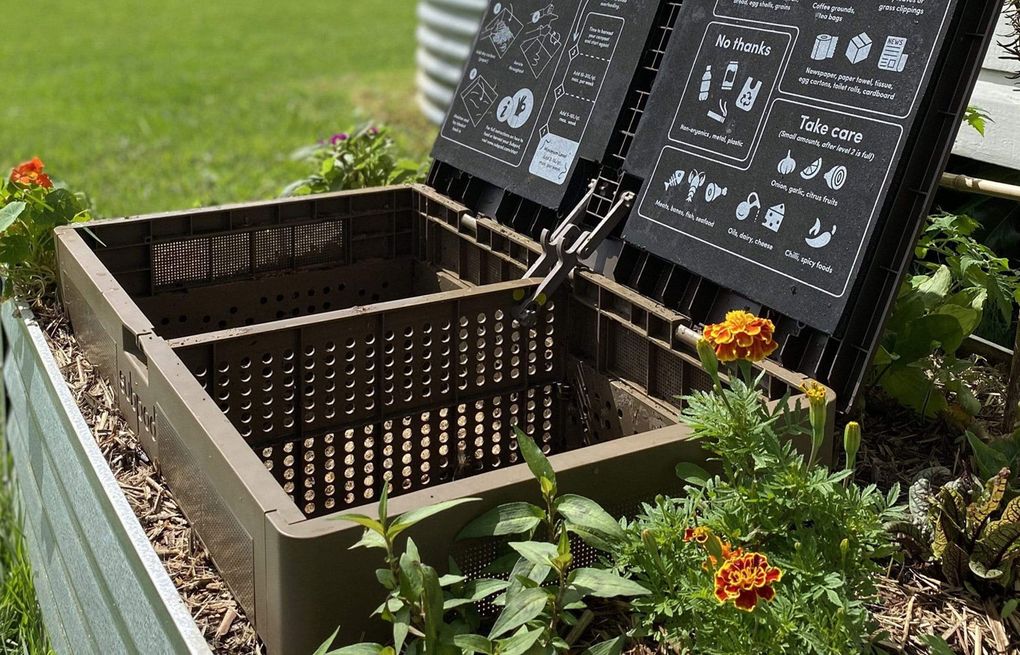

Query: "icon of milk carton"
<box><xmin>845</xmin><ymin>33</ymin><xmax>873</xmax><ymax>64</ymax></box>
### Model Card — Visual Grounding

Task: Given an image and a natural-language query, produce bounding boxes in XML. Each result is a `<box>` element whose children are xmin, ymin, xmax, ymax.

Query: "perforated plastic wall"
<box><xmin>173</xmin><ymin>281</ymin><xmax>565</xmax><ymax>518</ymax></box>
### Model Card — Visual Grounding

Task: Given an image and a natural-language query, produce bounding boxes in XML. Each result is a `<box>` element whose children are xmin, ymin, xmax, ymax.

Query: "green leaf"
<box><xmin>674</xmin><ymin>462</ymin><xmax>711</xmax><ymax>486</ymax></box>
<box><xmin>458</xmin><ymin>503</ymin><xmax>545</xmax><ymax>539</ymax></box>
<box><xmin>392</xmin><ymin>607</ymin><xmax>410</xmax><ymax>654</ymax></box>
<box><xmin>325</xmin><ymin>644</ymin><xmax>387</xmax><ymax>655</ymax></box>
<box><xmin>893</xmin><ymin>314</ymin><xmax>965</xmax><ymax>363</ymax></box>
<box><xmin>335</xmin><ymin>513</ymin><xmax>385</xmax><ymax>535</ymax></box>
<box><xmin>497</xmin><ymin>627</ymin><xmax>544</xmax><ymax>655</ymax></box>
<box><xmin>583</xmin><ymin>637</ymin><xmax>625</xmax><ymax>655</ymax></box>
<box><xmin>514</xmin><ymin>428</ymin><xmax>556</xmax><ymax>498</ymax></box>
<box><xmin>388</xmin><ymin>497</ymin><xmax>480</xmax><ymax>536</ymax></box>
<box><xmin>917</xmin><ymin>266</ymin><xmax>953</xmax><ymax>306</ymax></box>
<box><xmin>350</xmin><ymin>529</ymin><xmax>387</xmax><ymax>551</ymax></box>
<box><xmin>1002</xmin><ymin>598</ymin><xmax>1018</xmax><ymax>620</ymax></box>
<box><xmin>421</xmin><ymin>564</ymin><xmax>445</xmax><ymax>650</ymax></box>
<box><xmin>880</xmin><ymin>366</ymin><xmax>947</xmax><ymax>418</ymax></box>
<box><xmin>313</xmin><ymin>627</ymin><xmax>340</xmax><ymax>655</ymax></box>
<box><xmin>567</xmin><ymin>568</ymin><xmax>650</xmax><ymax>598</ymax></box>
<box><xmin>504</xmin><ymin>557</ymin><xmax>551</xmax><ymax>602</ymax></box>
<box><xmin>378</xmin><ymin>482</ymin><xmax>389</xmax><ymax>525</ymax></box>
<box><xmin>489</xmin><ymin>587</ymin><xmax>549</xmax><ymax>639</ymax></box>
<box><xmin>968</xmin><ymin>558</ymin><xmax>1004</xmax><ymax>581</ymax></box>
<box><xmin>444</xmin><ymin>579</ymin><xmax>509</xmax><ymax>609</ymax></box>
<box><xmin>932</xmin><ymin>304</ymin><xmax>981</xmax><ymax>349</ymax></box>
<box><xmin>509</xmin><ymin>541</ymin><xmax>559</xmax><ymax>568</ymax></box>
<box><xmin>920</xmin><ymin>635</ymin><xmax>956</xmax><ymax>655</ymax></box>
<box><xmin>453</xmin><ymin>634</ymin><xmax>495</xmax><ymax>654</ymax></box>
<box><xmin>556</xmin><ymin>495</ymin><xmax>625</xmax><ymax>552</ymax></box>
<box><xmin>0</xmin><ymin>201</ymin><xmax>26</xmax><ymax>233</ymax></box>
<box><xmin>967</xmin><ymin>432</ymin><xmax>1010</xmax><ymax>480</ymax></box>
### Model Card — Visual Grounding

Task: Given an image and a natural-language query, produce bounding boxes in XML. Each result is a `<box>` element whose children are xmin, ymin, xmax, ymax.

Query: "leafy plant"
<box><xmin>321</xmin><ymin>429</ymin><xmax>648</xmax><ymax>654</ymax></box>
<box><xmin>890</xmin><ymin>468</ymin><xmax>1020</xmax><ymax>586</ymax></box>
<box><xmin>873</xmin><ymin>213</ymin><xmax>1020</xmax><ymax>417</ymax></box>
<box><xmin>0</xmin><ymin>157</ymin><xmax>91</xmax><ymax>302</ymax></box>
<box><xmin>283</xmin><ymin>125</ymin><xmax>426</xmax><ymax>196</ymax></box>
<box><xmin>963</xmin><ymin>105</ymin><xmax>992</xmax><ymax>136</ymax></box>
<box><xmin>319</xmin><ymin>487</ymin><xmax>482</xmax><ymax>654</ymax></box>
<box><xmin>455</xmin><ymin>428</ymin><xmax>649</xmax><ymax>654</ymax></box>
<box><xmin>967</xmin><ymin>429</ymin><xmax>1020</xmax><ymax>494</ymax></box>
<box><xmin>614</xmin><ymin>322</ymin><xmax>903</xmax><ymax>654</ymax></box>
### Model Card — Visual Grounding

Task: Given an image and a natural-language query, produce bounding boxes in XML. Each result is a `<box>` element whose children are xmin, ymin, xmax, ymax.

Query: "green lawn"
<box><xmin>0</xmin><ymin>0</ymin><xmax>436</xmax><ymax>218</ymax></box>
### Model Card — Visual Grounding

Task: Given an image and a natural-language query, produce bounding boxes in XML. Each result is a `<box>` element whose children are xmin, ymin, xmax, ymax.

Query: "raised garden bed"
<box><xmin>0</xmin><ymin>302</ymin><xmax>211</xmax><ymax>655</ymax></box>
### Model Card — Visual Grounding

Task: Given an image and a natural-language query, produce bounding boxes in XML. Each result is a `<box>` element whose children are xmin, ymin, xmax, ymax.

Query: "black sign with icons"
<box><xmin>431</xmin><ymin>0</ymin><xmax>658</xmax><ymax>210</ymax></box>
<box><xmin>622</xmin><ymin>0</ymin><xmax>960</xmax><ymax>333</ymax></box>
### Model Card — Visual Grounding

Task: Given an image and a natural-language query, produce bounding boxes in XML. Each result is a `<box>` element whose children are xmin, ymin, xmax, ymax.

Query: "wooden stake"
<box><xmin>1003</xmin><ymin>305</ymin><xmax>1020</xmax><ymax>434</ymax></box>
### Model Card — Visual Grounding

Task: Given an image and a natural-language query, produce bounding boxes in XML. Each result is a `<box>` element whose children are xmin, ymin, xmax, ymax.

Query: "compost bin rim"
<box><xmin>165</xmin><ymin>278</ymin><xmax>545</xmax><ymax>349</ymax></box>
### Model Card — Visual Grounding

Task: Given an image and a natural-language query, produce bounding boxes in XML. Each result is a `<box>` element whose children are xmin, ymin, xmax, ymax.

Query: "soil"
<box><xmin>30</xmin><ymin>300</ymin><xmax>1020</xmax><ymax>654</ymax></box>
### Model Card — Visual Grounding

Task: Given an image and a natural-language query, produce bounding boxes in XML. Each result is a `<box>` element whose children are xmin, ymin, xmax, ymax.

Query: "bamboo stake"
<box><xmin>940</xmin><ymin>173</ymin><xmax>1020</xmax><ymax>202</ymax></box>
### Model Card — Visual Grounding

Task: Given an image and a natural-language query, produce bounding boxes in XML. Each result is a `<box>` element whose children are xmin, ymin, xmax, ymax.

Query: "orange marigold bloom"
<box><xmin>702</xmin><ymin>310</ymin><xmax>778</xmax><ymax>363</ymax></box>
<box><xmin>684</xmin><ymin>527</ymin><xmax>711</xmax><ymax>544</ymax></box>
<box><xmin>714</xmin><ymin>552</ymin><xmax>783</xmax><ymax>611</ymax></box>
<box><xmin>10</xmin><ymin>157</ymin><xmax>53</xmax><ymax>189</ymax></box>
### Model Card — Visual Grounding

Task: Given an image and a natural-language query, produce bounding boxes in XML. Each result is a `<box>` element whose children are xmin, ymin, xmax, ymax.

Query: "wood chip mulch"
<box><xmin>32</xmin><ymin>303</ymin><xmax>262</xmax><ymax>655</ymax></box>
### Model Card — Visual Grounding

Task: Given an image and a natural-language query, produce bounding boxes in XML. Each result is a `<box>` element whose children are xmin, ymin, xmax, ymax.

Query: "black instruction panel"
<box><xmin>431</xmin><ymin>0</ymin><xmax>659</xmax><ymax>210</ymax></box>
<box><xmin>622</xmin><ymin>0</ymin><xmax>960</xmax><ymax>333</ymax></box>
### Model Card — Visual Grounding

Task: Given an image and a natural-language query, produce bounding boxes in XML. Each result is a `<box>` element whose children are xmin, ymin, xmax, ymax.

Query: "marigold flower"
<box><xmin>10</xmin><ymin>157</ymin><xmax>53</xmax><ymax>189</ymax></box>
<box><xmin>684</xmin><ymin>526</ymin><xmax>710</xmax><ymax>544</ymax></box>
<box><xmin>714</xmin><ymin>552</ymin><xmax>783</xmax><ymax>611</ymax></box>
<box><xmin>801</xmin><ymin>380</ymin><xmax>827</xmax><ymax>405</ymax></box>
<box><xmin>702</xmin><ymin>311</ymin><xmax>778</xmax><ymax>363</ymax></box>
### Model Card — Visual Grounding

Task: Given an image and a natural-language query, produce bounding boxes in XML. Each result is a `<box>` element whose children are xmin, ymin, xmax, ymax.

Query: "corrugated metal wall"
<box><xmin>1</xmin><ymin>303</ymin><xmax>210</xmax><ymax>655</ymax></box>
<box><xmin>416</xmin><ymin>0</ymin><xmax>486</xmax><ymax>124</ymax></box>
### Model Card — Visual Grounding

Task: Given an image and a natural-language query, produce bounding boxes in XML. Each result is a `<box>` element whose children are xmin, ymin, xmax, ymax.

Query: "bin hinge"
<box><xmin>514</xmin><ymin>182</ymin><xmax>635</xmax><ymax>325</ymax></box>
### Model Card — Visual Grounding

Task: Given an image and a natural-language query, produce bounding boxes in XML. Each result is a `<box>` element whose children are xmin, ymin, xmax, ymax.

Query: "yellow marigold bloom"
<box><xmin>702</xmin><ymin>311</ymin><xmax>778</xmax><ymax>363</ymax></box>
<box><xmin>802</xmin><ymin>380</ymin><xmax>827</xmax><ymax>405</ymax></box>
<box><xmin>714</xmin><ymin>552</ymin><xmax>783</xmax><ymax>611</ymax></box>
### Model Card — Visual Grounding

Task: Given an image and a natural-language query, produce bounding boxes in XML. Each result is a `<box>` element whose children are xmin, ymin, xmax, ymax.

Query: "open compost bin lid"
<box><xmin>427</xmin><ymin>0</ymin><xmax>1004</xmax><ymax>410</ymax></box>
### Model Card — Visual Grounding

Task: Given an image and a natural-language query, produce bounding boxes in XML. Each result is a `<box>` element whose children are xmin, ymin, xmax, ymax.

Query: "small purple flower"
<box><xmin>368</xmin><ymin>126</ymin><xmax>379</xmax><ymax>135</ymax></box>
<box><xmin>330</xmin><ymin>133</ymin><xmax>349</xmax><ymax>145</ymax></box>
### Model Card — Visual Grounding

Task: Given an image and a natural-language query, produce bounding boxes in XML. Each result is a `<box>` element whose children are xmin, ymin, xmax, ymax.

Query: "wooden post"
<box><xmin>1003</xmin><ymin>305</ymin><xmax>1020</xmax><ymax>434</ymax></box>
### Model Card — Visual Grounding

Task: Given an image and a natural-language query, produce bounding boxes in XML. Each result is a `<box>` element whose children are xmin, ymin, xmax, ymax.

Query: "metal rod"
<box><xmin>940</xmin><ymin>172</ymin><xmax>1020</xmax><ymax>202</ymax></box>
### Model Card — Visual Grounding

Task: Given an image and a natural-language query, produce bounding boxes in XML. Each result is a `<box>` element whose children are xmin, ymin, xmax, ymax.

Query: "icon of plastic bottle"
<box><xmin>699</xmin><ymin>66</ymin><xmax>712</xmax><ymax>101</ymax></box>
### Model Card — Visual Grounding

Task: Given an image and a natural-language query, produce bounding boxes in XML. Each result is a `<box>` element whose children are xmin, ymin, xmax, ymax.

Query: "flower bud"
<box><xmin>696</xmin><ymin>338</ymin><xmax>720</xmax><ymax>384</ymax></box>
<box><xmin>843</xmin><ymin>422</ymin><xmax>862</xmax><ymax>472</ymax></box>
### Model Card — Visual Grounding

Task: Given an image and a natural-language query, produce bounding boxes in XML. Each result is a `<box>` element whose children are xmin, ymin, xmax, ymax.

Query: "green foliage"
<box><xmin>456</xmin><ymin>428</ymin><xmax>648</xmax><ymax>654</ymax></box>
<box><xmin>325</xmin><ymin>487</ymin><xmax>482</xmax><ymax>655</ymax></box>
<box><xmin>615</xmin><ymin>366</ymin><xmax>902</xmax><ymax>654</ymax></box>
<box><xmin>0</xmin><ymin>173</ymin><xmax>90</xmax><ymax>302</ymax></box>
<box><xmin>325</xmin><ymin>429</ymin><xmax>647</xmax><ymax>654</ymax></box>
<box><xmin>967</xmin><ymin>430</ymin><xmax>1020</xmax><ymax>494</ymax></box>
<box><xmin>0</xmin><ymin>441</ymin><xmax>54</xmax><ymax>654</ymax></box>
<box><xmin>889</xmin><ymin>468</ymin><xmax>1020</xmax><ymax>587</ymax></box>
<box><xmin>283</xmin><ymin>125</ymin><xmax>426</xmax><ymax>197</ymax></box>
<box><xmin>874</xmin><ymin>213</ymin><xmax>1020</xmax><ymax>417</ymax></box>
<box><xmin>963</xmin><ymin>106</ymin><xmax>992</xmax><ymax>136</ymax></box>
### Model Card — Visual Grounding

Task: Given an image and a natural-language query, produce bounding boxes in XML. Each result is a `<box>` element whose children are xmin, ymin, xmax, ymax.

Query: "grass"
<box><xmin>0</xmin><ymin>443</ymin><xmax>51</xmax><ymax>655</ymax></box>
<box><xmin>0</xmin><ymin>0</ymin><xmax>436</xmax><ymax>218</ymax></box>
